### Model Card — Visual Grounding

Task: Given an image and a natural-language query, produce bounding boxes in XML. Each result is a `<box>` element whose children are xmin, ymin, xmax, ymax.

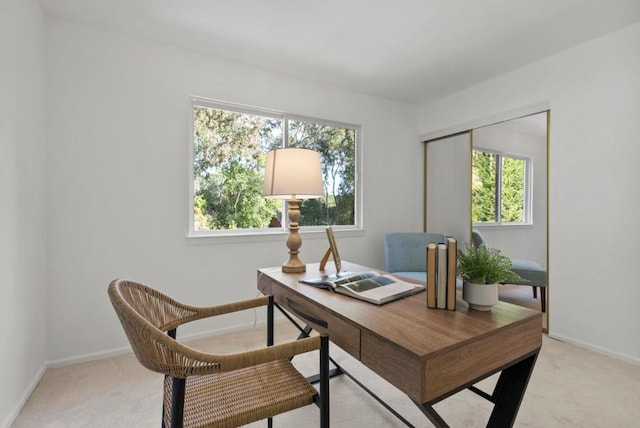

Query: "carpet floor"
<box><xmin>11</xmin><ymin>316</ymin><xmax>639</xmax><ymax>427</ymax></box>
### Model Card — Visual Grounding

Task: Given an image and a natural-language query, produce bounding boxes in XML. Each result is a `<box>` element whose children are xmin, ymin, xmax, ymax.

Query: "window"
<box><xmin>189</xmin><ymin>99</ymin><xmax>359</xmax><ymax>236</ymax></box>
<box><xmin>472</xmin><ymin>149</ymin><xmax>531</xmax><ymax>225</ymax></box>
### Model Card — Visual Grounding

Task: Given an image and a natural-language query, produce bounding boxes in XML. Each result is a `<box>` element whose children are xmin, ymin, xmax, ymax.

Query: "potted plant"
<box><xmin>457</xmin><ymin>244</ymin><xmax>526</xmax><ymax>311</ymax></box>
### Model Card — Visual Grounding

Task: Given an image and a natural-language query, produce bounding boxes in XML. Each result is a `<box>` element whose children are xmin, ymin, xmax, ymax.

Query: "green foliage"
<box><xmin>192</xmin><ymin>106</ymin><xmax>355</xmax><ymax>230</ymax></box>
<box><xmin>472</xmin><ymin>150</ymin><xmax>526</xmax><ymax>223</ymax></box>
<box><xmin>289</xmin><ymin>120</ymin><xmax>355</xmax><ymax>226</ymax></box>
<box><xmin>193</xmin><ymin>106</ymin><xmax>281</xmax><ymax>230</ymax></box>
<box><xmin>501</xmin><ymin>157</ymin><xmax>525</xmax><ymax>222</ymax></box>
<box><xmin>194</xmin><ymin>159</ymin><xmax>281</xmax><ymax>229</ymax></box>
<box><xmin>457</xmin><ymin>244</ymin><xmax>526</xmax><ymax>284</ymax></box>
<box><xmin>472</xmin><ymin>151</ymin><xmax>496</xmax><ymax>222</ymax></box>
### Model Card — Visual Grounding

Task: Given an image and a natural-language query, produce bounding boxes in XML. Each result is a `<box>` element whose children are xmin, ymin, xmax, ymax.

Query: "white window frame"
<box><xmin>472</xmin><ymin>147</ymin><xmax>533</xmax><ymax>227</ymax></box>
<box><xmin>187</xmin><ymin>97</ymin><xmax>363</xmax><ymax>240</ymax></box>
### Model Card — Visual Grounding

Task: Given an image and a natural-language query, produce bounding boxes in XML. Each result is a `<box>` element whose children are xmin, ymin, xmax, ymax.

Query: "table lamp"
<box><xmin>263</xmin><ymin>147</ymin><xmax>324</xmax><ymax>273</ymax></box>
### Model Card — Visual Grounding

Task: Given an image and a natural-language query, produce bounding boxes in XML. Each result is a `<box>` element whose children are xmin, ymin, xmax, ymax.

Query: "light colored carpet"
<box><xmin>11</xmin><ymin>319</ymin><xmax>640</xmax><ymax>427</ymax></box>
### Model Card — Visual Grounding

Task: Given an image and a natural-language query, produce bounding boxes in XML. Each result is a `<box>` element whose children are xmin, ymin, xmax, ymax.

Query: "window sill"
<box><xmin>473</xmin><ymin>223</ymin><xmax>534</xmax><ymax>230</ymax></box>
<box><xmin>186</xmin><ymin>227</ymin><xmax>365</xmax><ymax>246</ymax></box>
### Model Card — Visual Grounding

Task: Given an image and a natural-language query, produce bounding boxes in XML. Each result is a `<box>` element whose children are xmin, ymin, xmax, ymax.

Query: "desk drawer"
<box><xmin>271</xmin><ymin>282</ymin><xmax>360</xmax><ymax>359</ymax></box>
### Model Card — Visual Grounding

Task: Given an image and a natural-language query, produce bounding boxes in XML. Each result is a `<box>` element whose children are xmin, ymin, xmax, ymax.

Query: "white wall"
<box><xmin>417</xmin><ymin>23</ymin><xmax>640</xmax><ymax>363</ymax></box>
<box><xmin>0</xmin><ymin>0</ymin><xmax>48</xmax><ymax>426</ymax></box>
<box><xmin>473</xmin><ymin>124</ymin><xmax>547</xmax><ymax>268</ymax></box>
<box><xmin>45</xmin><ymin>18</ymin><xmax>421</xmax><ymax>363</ymax></box>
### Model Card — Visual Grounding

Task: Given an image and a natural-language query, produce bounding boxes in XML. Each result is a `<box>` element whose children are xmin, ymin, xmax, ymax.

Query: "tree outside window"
<box><xmin>191</xmin><ymin>101</ymin><xmax>358</xmax><ymax>234</ymax></box>
<box><xmin>288</xmin><ymin>119</ymin><xmax>355</xmax><ymax>226</ymax></box>
<box><xmin>472</xmin><ymin>149</ymin><xmax>529</xmax><ymax>224</ymax></box>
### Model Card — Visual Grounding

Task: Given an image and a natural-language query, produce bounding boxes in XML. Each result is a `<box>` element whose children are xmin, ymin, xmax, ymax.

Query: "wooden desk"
<box><xmin>258</xmin><ymin>262</ymin><xmax>542</xmax><ymax>427</ymax></box>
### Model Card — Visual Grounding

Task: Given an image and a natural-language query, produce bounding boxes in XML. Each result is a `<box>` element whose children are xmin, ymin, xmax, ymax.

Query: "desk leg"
<box><xmin>298</xmin><ymin>325</ymin><xmax>313</xmax><ymax>340</ymax></box>
<box><xmin>487</xmin><ymin>352</ymin><xmax>538</xmax><ymax>427</ymax></box>
<box><xmin>416</xmin><ymin>404</ymin><xmax>449</xmax><ymax>428</ymax></box>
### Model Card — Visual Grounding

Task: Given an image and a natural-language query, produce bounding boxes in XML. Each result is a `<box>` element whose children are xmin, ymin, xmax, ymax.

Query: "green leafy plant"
<box><xmin>457</xmin><ymin>244</ymin><xmax>526</xmax><ymax>284</ymax></box>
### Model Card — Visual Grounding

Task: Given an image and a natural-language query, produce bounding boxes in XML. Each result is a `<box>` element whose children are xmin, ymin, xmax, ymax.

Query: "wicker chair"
<box><xmin>108</xmin><ymin>279</ymin><xmax>329</xmax><ymax>428</ymax></box>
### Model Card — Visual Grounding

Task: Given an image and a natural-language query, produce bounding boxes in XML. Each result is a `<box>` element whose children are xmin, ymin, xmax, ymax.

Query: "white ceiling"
<box><xmin>39</xmin><ymin>0</ymin><xmax>640</xmax><ymax>105</ymax></box>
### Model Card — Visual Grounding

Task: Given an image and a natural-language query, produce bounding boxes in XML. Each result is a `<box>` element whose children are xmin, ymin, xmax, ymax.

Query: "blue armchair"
<box><xmin>384</xmin><ymin>232</ymin><xmax>446</xmax><ymax>282</ymax></box>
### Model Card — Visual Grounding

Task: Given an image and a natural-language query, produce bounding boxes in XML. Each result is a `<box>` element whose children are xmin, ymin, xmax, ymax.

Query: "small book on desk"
<box><xmin>300</xmin><ymin>271</ymin><xmax>424</xmax><ymax>305</ymax></box>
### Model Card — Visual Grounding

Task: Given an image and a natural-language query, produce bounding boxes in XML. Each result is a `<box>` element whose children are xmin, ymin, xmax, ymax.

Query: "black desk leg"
<box><xmin>487</xmin><ymin>352</ymin><xmax>538</xmax><ymax>428</ymax></box>
<box><xmin>416</xmin><ymin>404</ymin><xmax>448</xmax><ymax>428</ymax></box>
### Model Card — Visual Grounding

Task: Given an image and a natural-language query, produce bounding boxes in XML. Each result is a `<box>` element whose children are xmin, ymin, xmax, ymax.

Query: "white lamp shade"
<box><xmin>263</xmin><ymin>148</ymin><xmax>325</xmax><ymax>199</ymax></box>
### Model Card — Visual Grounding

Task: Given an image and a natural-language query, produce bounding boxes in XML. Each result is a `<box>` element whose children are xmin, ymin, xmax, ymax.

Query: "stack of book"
<box><xmin>426</xmin><ymin>237</ymin><xmax>457</xmax><ymax>310</ymax></box>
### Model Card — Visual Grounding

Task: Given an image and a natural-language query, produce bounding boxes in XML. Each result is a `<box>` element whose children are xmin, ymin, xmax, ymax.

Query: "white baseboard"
<box><xmin>46</xmin><ymin>344</ymin><xmax>134</xmax><ymax>369</ymax></box>
<box><xmin>46</xmin><ymin>319</ymin><xmax>270</xmax><ymax>368</ymax></box>
<box><xmin>1</xmin><ymin>365</ymin><xmax>46</xmax><ymax>428</ymax></box>
<box><xmin>548</xmin><ymin>332</ymin><xmax>640</xmax><ymax>366</ymax></box>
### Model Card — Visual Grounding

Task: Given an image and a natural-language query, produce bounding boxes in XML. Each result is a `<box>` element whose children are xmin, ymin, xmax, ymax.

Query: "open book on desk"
<box><xmin>300</xmin><ymin>271</ymin><xmax>425</xmax><ymax>305</ymax></box>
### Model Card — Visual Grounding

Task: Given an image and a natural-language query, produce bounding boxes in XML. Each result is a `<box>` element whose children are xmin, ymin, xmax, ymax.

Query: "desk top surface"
<box><xmin>259</xmin><ymin>261</ymin><xmax>541</xmax><ymax>359</ymax></box>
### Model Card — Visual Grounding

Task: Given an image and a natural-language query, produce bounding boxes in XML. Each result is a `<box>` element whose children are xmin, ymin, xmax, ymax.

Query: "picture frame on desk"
<box><xmin>320</xmin><ymin>226</ymin><xmax>342</xmax><ymax>274</ymax></box>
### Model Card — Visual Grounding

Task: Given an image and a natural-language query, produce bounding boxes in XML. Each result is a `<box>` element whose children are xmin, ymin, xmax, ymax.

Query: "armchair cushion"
<box><xmin>510</xmin><ymin>259</ymin><xmax>547</xmax><ymax>288</ymax></box>
<box><xmin>384</xmin><ymin>232</ymin><xmax>446</xmax><ymax>273</ymax></box>
<box><xmin>471</xmin><ymin>230</ymin><xmax>546</xmax><ymax>288</ymax></box>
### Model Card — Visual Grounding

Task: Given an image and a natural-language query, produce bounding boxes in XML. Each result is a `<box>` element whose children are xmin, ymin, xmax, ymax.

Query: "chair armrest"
<box><xmin>160</xmin><ymin>335</ymin><xmax>322</xmax><ymax>378</ymax></box>
<box><xmin>192</xmin><ymin>296</ymin><xmax>270</xmax><ymax>319</ymax></box>
<box><xmin>160</xmin><ymin>296</ymin><xmax>270</xmax><ymax>331</ymax></box>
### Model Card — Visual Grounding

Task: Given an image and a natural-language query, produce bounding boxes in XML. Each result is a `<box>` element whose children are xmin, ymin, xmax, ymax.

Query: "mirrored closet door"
<box><xmin>424</xmin><ymin>132</ymin><xmax>471</xmax><ymax>244</ymax></box>
<box><xmin>424</xmin><ymin>112</ymin><xmax>549</xmax><ymax>331</ymax></box>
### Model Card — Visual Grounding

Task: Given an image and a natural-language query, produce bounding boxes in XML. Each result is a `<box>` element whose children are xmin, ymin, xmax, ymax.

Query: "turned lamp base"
<box><xmin>281</xmin><ymin>198</ymin><xmax>306</xmax><ymax>273</ymax></box>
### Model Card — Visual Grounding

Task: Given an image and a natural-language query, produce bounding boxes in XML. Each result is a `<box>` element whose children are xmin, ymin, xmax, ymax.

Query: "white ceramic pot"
<box><xmin>462</xmin><ymin>281</ymin><xmax>498</xmax><ymax>311</ymax></box>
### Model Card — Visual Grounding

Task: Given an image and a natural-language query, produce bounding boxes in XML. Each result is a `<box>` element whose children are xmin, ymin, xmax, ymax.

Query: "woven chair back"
<box><xmin>108</xmin><ymin>280</ymin><xmax>197</xmax><ymax>375</ymax></box>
